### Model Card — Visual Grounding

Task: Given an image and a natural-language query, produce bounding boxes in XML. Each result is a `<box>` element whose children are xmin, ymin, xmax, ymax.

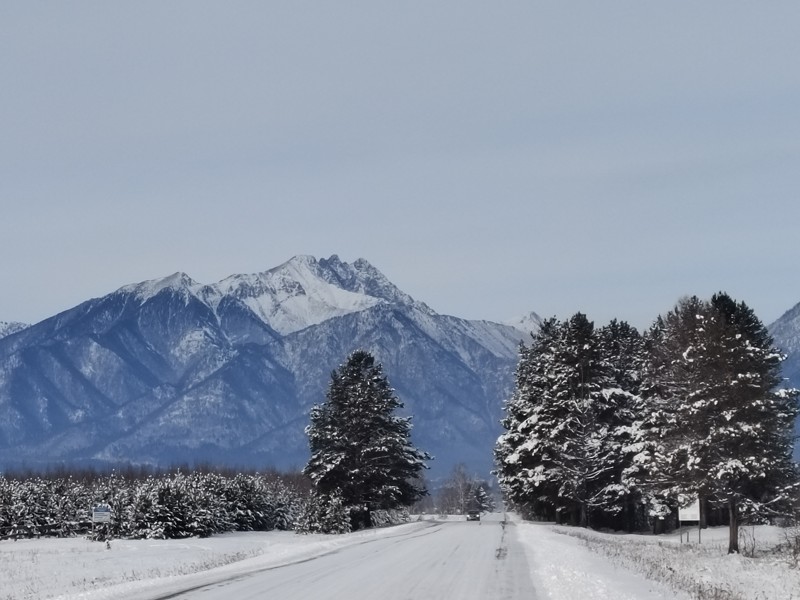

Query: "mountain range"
<box><xmin>0</xmin><ymin>256</ymin><xmax>538</xmax><ymax>479</ymax></box>
<box><xmin>2</xmin><ymin>258</ymin><xmax>798</xmax><ymax>478</ymax></box>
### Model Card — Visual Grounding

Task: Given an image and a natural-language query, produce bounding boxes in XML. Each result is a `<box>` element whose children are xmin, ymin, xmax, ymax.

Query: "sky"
<box><xmin>2</xmin><ymin>2</ymin><xmax>799</xmax><ymax>331</ymax></box>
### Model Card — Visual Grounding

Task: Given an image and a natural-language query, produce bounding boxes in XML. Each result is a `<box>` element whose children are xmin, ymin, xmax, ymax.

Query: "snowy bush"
<box><xmin>0</xmin><ymin>477</ymin><xmax>94</xmax><ymax>539</ymax></box>
<box><xmin>0</xmin><ymin>470</ymin><xmax>304</xmax><ymax>541</ymax></box>
<box><xmin>370</xmin><ymin>508</ymin><xmax>410</xmax><ymax>528</ymax></box>
<box><xmin>295</xmin><ymin>493</ymin><xmax>352</xmax><ymax>534</ymax></box>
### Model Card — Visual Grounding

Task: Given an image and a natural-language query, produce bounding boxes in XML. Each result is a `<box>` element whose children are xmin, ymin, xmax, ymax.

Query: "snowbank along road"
<box><xmin>155</xmin><ymin>513</ymin><xmax>535</xmax><ymax>600</ymax></box>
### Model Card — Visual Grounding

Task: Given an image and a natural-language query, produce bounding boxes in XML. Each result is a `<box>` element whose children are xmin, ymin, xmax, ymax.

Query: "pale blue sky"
<box><xmin>2</xmin><ymin>2</ymin><xmax>799</xmax><ymax>330</ymax></box>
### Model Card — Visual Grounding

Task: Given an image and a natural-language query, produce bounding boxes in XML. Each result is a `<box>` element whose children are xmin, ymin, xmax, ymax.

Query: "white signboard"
<box><xmin>92</xmin><ymin>505</ymin><xmax>112</xmax><ymax>523</ymax></box>
<box><xmin>679</xmin><ymin>498</ymin><xmax>700</xmax><ymax>522</ymax></box>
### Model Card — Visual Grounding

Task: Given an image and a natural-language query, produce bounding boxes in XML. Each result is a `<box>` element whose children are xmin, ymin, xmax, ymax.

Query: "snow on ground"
<box><xmin>1</xmin><ymin>515</ymin><xmax>798</xmax><ymax>600</ymax></box>
<box><xmin>514</xmin><ymin>519</ymin><xmax>689</xmax><ymax>600</ymax></box>
<box><xmin>0</xmin><ymin>523</ymin><xmax>431</xmax><ymax>600</ymax></box>
<box><xmin>524</xmin><ymin>520</ymin><xmax>800</xmax><ymax>600</ymax></box>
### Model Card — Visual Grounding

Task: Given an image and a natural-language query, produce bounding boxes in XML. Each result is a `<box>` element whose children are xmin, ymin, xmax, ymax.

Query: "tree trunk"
<box><xmin>699</xmin><ymin>494</ymin><xmax>707</xmax><ymax>529</ymax></box>
<box><xmin>653</xmin><ymin>517</ymin><xmax>664</xmax><ymax>535</ymax></box>
<box><xmin>728</xmin><ymin>498</ymin><xmax>739</xmax><ymax>554</ymax></box>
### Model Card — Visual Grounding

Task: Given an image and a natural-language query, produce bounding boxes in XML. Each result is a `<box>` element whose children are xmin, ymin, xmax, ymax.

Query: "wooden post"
<box><xmin>699</xmin><ymin>493</ymin><xmax>707</xmax><ymax>530</ymax></box>
<box><xmin>728</xmin><ymin>498</ymin><xmax>739</xmax><ymax>554</ymax></box>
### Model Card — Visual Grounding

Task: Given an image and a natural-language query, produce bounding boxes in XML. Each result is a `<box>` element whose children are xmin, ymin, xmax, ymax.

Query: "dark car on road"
<box><xmin>466</xmin><ymin>510</ymin><xmax>481</xmax><ymax>521</ymax></box>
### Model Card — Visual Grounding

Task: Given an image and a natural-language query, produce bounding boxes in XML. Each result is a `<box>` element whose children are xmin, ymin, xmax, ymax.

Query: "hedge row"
<box><xmin>0</xmin><ymin>471</ymin><xmax>304</xmax><ymax>540</ymax></box>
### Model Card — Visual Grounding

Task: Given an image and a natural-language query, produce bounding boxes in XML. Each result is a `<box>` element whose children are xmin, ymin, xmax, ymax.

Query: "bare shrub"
<box><xmin>782</xmin><ymin>523</ymin><xmax>800</xmax><ymax>567</ymax></box>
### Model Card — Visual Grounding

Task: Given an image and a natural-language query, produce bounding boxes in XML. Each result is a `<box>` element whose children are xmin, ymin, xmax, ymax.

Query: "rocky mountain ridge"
<box><xmin>0</xmin><ymin>256</ymin><xmax>531</xmax><ymax>478</ymax></box>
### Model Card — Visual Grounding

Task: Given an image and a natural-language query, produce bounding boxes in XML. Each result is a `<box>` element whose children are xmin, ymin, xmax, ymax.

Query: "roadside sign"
<box><xmin>92</xmin><ymin>505</ymin><xmax>112</xmax><ymax>523</ymax></box>
<box><xmin>678</xmin><ymin>497</ymin><xmax>703</xmax><ymax>544</ymax></box>
<box><xmin>678</xmin><ymin>498</ymin><xmax>700</xmax><ymax>522</ymax></box>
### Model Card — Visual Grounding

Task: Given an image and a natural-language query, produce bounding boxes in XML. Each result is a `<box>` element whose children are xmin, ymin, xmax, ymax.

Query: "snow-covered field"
<box><xmin>1</xmin><ymin>515</ymin><xmax>798</xmax><ymax>600</ymax></box>
<box><xmin>0</xmin><ymin>524</ymin><xmax>433</xmax><ymax>600</ymax></box>
<box><xmin>552</xmin><ymin>523</ymin><xmax>800</xmax><ymax>600</ymax></box>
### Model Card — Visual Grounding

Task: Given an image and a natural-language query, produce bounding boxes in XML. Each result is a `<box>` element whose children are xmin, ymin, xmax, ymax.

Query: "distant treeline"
<box><xmin>0</xmin><ymin>468</ymin><xmax>309</xmax><ymax>541</ymax></box>
<box><xmin>1</xmin><ymin>461</ymin><xmax>311</xmax><ymax>489</ymax></box>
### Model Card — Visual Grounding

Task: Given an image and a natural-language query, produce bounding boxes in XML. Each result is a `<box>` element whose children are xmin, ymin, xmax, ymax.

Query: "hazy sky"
<box><xmin>2</xmin><ymin>2</ymin><xmax>799</xmax><ymax>330</ymax></box>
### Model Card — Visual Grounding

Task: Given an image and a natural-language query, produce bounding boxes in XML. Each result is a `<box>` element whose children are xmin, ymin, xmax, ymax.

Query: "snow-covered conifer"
<box><xmin>474</xmin><ymin>483</ymin><xmax>495</xmax><ymax>513</ymax></box>
<box><xmin>694</xmin><ymin>293</ymin><xmax>798</xmax><ymax>552</ymax></box>
<box><xmin>495</xmin><ymin>318</ymin><xmax>563</xmax><ymax>520</ymax></box>
<box><xmin>497</xmin><ymin>315</ymin><xmax>646</xmax><ymax>529</ymax></box>
<box><xmin>592</xmin><ymin>320</ymin><xmax>645</xmax><ymax>530</ymax></box>
<box><xmin>627</xmin><ymin>294</ymin><xmax>800</xmax><ymax>550</ymax></box>
<box><xmin>303</xmin><ymin>350</ymin><xmax>430</xmax><ymax>531</ymax></box>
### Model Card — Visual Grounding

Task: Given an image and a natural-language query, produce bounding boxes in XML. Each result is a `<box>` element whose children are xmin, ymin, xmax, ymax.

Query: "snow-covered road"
<box><xmin>17</xmin><ymin>514</ymin><xmax>787</xmax><ymax>600</ymax></box>
<box><xmin>154</xmin><ymin>515</ymin><xmax>535</xmax><ymax>600</ymax></box>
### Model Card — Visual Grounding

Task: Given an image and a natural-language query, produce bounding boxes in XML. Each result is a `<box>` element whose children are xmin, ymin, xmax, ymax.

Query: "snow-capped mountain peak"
<box><xmin>119</xmin><ymin>272</ymin><xmax>202</xmax><ymax>303</ymax></box>
<box><xmin>0</xmin><ymin>253</ymin><xmax>537</xmax><ymax>477</ymax></box>
<box><xmin>214</xmin><ymin>255</ymin><xmax>388</xmax><ymax>335</ymax></box>
<box><xmin>505</xmin><ymin>311</ymin><xmax>543</xmax><ymax>337</ymax></box>
<box><xmin>320</xmin><ymin>255</ymin><xmax>425</xmax><ymax>310</ymax></box>
<box><xmin>107</xmin><ymin>256</ymin><xmax>413</xmax><ymax>336</ymax></box>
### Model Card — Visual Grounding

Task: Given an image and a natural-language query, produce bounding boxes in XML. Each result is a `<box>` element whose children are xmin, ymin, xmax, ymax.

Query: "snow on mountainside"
<box><xmin>767</xmin><ymin>302</ymin><xmax>800</xmax><ymax>460</ymax></box>
<box><xmin>768</xmin><ymin>301</ymin><xmax>800</xmax><ymax>390</ymax></box>
<box><xmin>0</xmin><ymin>321</ymin><xmax>28</xmax><ymax>339</ymax></box>
<box><xmin>504</xmin><ymin>312</ymin><xmax>543</xmax><ymax>339</ymax></box>
<box><xmin>0</xmin><ymin>255</ymin><xmax>528</xmax><ymax>478</ymax></box>
<box><xmin>769</xmin><ymin>302</ymin><xmax>800</xmax><ymax>356</ymax></box>
<box><xmin>119</xmin><ymin>272</ymin><xmax>202</xmax><ymax>303</ymax></box>
<box><xmin>210</xmin><ymin>255</ymin><xmax>396</xmax><ymax>335</ymax></box>
<box><xmin>114</xmin><ymin>255</ymin><xmax>425</xmax><ymax>336</ymax></box>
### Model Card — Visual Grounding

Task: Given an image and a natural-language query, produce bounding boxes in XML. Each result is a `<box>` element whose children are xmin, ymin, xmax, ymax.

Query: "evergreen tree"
<box><xmin>592</xmin><ymin>320</ymin><xmax>645</xmax><ymax>530</ymax></box>
<box><xmin>496</xmin><ymin>314</ymin><xmax>625</xmax><ymax>526</ymax></box>
<box><xmin>494</xmin><ymin>318</ymin><xmax>563</xmax><ymax>520</ymax></box>
<box><xmin>497</xmin><ymin>315</ymin><xmax>647</xmax><ymax>529</ymax></box>
<box><xmin>303</xmin><ymin>350</ymin><xmax>430</xmax><ymax>530</ymax></box>
<box><xmin>624</xmin><ymin>298</ymin><xmax>708</xmax><ymax>530</ymax></box>
<box><xmin>549</xmin><ymin>313</ymin><xmax>620</xmax><ymax>527</ymax></box>
<box><xmin>695</xmin><ymin>293</ymin><xmax>798</xmax><ymax>552</ymax></box>
<box><xmin>627</xmin><ymin>294</ymin><xmax>799</xmax><ymax>551</ymax></box>
<box><xmin>473</xmin><ymin>483</ymin><xmax>496</xmax><ymax>513</ymax></box>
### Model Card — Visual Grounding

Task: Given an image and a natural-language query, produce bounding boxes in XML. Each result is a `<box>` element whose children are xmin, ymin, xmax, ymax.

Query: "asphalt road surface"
<box><xmin>162</xmin><ymin>514</ymin><xmax>537</xmax><ymax>599</ymax></box>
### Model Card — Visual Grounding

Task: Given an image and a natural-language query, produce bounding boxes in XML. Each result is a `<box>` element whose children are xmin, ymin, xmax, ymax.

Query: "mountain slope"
<box><xmin>0</xmin><ymin>256</ymin><xmax>526</xmax><ymax>478</ymax></box>
<box><xmin>0</xmin><ymin>321</ymin><xmax>28</xmax><ymax>339</ymax></box>
<box><xmin>767</xmin><ymin>303</ymin><xmax>800</xmax><ymax>460</ymax></box>
<box><xmin>769</xmin><ymin>302</ymin><xmax>800</xmax><ymax>387</ymax></box>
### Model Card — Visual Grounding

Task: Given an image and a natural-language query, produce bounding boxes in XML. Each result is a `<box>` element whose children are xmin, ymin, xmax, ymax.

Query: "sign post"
<box><xmin>92</xmin><ymin>504</ymin><xmax>112</xmax><ymax>541</ymax></box>
<box><xmin>678</xmin><ymin>498</ymin><xmax>701</xmax><ymax>543</ymax></box>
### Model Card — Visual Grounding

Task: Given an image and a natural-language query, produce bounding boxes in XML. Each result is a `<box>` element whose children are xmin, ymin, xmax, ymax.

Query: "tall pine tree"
<box><xmin>303</xmin><ymin>350</ymin><xmax>430</xmax><ymax>530</ymax></box>
<box><xmin>496</xmin><ymin>314</ymin><xmax>643</xmax><ymax>528</ymax></box>
<box><xmin>549</xmin><ymin>312</ymin><xmax>608</xmax><ymax>527</ymax></box>
<box><xmin>697</xmin><ymin>293</ymin><xmax>798</xmax><ymax>552</ymax></box>
<box><xmin>624</xmin><ymin>298</ymin><xmax>708</xmax><ymax>528</ymax></box>
<box><xmin>593</xmin><ymin>320</ymin><xmax>645</xmax><ymax>530</ymax></box>
<box><xmin>627</xmin><ymin>294</ymin><xmax>799</xmax><ymax>551</ymax></box>
<box><xmin>495</xmin><ymin>318</ymin><xmax>564</xmax><ymax>521</ymax></box>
